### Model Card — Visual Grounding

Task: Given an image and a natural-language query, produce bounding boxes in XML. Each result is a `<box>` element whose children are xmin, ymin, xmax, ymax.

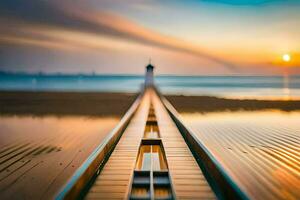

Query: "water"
<box><xmin>1</xmin><ymin>73</ymin><xmax>300</xmax><ymax>99</ymax></box>
<box><xmin>181</xmin><ymin>111</ymin><xmax>300</xmax><ymax>200</ymax></box>
<box><xmin>0</xmin><ymin>115</ymin><xmax>119</xmax><ymax>199</ymax></box>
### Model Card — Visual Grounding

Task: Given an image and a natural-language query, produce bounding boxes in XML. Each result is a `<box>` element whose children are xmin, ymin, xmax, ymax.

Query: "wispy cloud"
<box><xmin>0</xmin><ymin>0</ymin><xmax>237</xmax><ymax>71</ymax></box>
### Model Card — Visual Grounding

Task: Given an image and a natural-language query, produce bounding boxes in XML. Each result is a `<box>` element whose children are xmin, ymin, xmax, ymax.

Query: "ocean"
<box><xmin>1</xmin><ymin>73</ymin><xmax>300</xmax><ymax>99</ymax></box>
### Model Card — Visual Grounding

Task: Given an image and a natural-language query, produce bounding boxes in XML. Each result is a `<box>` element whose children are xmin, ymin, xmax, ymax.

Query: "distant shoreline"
<box><xmin>1</xmin><ymin>74</ymin><xmax>300</xmax><ymax>101</ymax></box>
<box><xmin>0</xmin><ymin>91</ymin><xmax>300</xmax><ymax>117</ymax></box>
<box><xmin>0</xmin><ymin>91</ymin><xmax>137</xmax><ymax>117</ymax></box>
<box><xmin>166</xmin><ymin>95</ymin><xmax>300</xmax><ymax>113</ymax></box>
<box><xmin>2</xmin><ymin>71</ymin><xmax>300</xmax><ymax>77</ymax></box>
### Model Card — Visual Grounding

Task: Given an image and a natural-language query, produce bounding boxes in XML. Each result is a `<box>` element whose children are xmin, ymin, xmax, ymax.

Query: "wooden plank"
<box><xmin>85</xmin><ymin>89</ymin><xmax>216</xmax><ymax>200</ymax></box>
<box><xmin>85</xmin><ymin>92</ymin><xmax>150</xmax><ymax>200</ymax></box>
<box><xmin>152</xmin><ymin>91</ymin><xmax>216</xmax><ymax>200</ymax></box>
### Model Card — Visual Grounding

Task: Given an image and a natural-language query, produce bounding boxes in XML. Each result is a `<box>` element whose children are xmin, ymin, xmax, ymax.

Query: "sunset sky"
<box><xmin>0</xmin><ymin>0</ymin><xmax>300</xmax><ymax>75</ymax></box>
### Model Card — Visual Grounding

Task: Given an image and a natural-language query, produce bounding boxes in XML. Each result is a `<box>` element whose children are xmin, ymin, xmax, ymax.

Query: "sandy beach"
<box><xmin>0</xmin><ymin>91</ymin><xmax>137</xmax><ymax>117</ymax></box>
<box><xmin>166</xmin><ymin>95</ymin><xmax>300</xmax><ymax>112</ymax></box>
<box><xmin>0</xmin><ymin>91</ymin><xmax>136</xmax><ymax>199</ymax></box>
<box><xmin>1</xmin><ymin>91</ymin><xmax>300</xmax><ymax>117</ymax></box>
<box><xmin>0</xmin><ymin>116</ymin><xmax>120</xmax><ymax>200</ymax></box>
<box><xmin>0</xmin><ymin>91</ymin><xmax>300</xmax><ymax>199</ymax></box>
<box><xmin>180</xmin><ymin>111</ymin><xmax>300</xmax><ymax>199</ymax></box>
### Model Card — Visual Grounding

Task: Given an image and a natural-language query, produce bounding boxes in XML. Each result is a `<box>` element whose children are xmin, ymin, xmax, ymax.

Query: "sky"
<box><xmin>0</xmin><ymin>0</ymin><xmax>300</xmax><ymax>75</ymax></box>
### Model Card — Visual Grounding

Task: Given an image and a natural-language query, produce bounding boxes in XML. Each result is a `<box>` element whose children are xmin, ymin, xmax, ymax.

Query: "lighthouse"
<box><xmin>145</xmin><ymin>63</ymin><xmax>154</xmax><ymax>86</ymax></box>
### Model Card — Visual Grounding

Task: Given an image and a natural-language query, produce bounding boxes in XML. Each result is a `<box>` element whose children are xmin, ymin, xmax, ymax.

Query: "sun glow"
<box><xmin>282</xmin><ymin>54</ymin><xmax>291</xmax><ymax>62</ymax></box>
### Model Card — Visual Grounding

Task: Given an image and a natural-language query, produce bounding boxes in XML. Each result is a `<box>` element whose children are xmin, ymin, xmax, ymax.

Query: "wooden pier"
<box><xmin>56</xmin><ymin>65</ymin><xmax>248</xmax><ymax>200</ymax></box>
<box><xmin>83</xmin><ymin>89</ymin><xmax>216</xmax><ymax>200</ymax></box>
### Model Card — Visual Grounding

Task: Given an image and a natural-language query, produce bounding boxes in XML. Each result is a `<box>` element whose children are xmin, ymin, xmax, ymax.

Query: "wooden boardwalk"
<box><xmin>85</xmin><ymin>92</ymin><xmax>150</xmax><ymax>199</ymax></box>
<box><xmin>85</xmin><ymin>89</ymin><xmax>215</xmax><ymax>199</ymax></box>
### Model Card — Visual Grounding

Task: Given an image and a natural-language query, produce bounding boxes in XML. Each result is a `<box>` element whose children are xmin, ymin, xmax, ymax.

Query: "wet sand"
<box><xmin>0</xmin><ymin>116</ymin><xmax>120</xmax><ymax>200</ymax></box>
<box><xmin>181</xmin><ymin>111</ymin><xmax>300</xmax><ymax>200</ymax></box>
<box><xmin>1</xmin><ymin>91</ymin><xmax>300</xmax><ymax>117</ymax></box>
<box><xmin>0</xmin><ymin>91</ymin><xmax>137</xmax><ymax>117</ymax></box>
<box><xmin>1</xmin><ymin>91</ymin><xmax>300</xmax><ymax>199</ymax></box>
<box><xmin>166</xmin><ymin>95</ymin><xmax>300</xmax><ymax>112</ymax></box>
<box><xmin>167</xmin><ymin>94</ymin><xmax>300</xmax><ymax>199</ymax></box>
<box><xmin>0</xmin><ymin>91</ymin><xmax>137</xmax><ymax>199</ymax></box>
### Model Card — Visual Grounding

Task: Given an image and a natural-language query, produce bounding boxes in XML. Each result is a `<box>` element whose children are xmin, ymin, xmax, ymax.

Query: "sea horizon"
<box><xmin>1</xmin><ymin>72</ymin><xmax>300</xmax><ymax>100</ymax></box>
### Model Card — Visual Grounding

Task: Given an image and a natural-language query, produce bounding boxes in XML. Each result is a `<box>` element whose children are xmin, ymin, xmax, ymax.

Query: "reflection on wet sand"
<box><xmin>181</xmin><ymin>111</ymin><xmax>300</xmax><ymax>200</ymax></box>
<box><xmin>0</xmin><ymin>116</ymin><xmax>119</xmax><ymax>200</ymax></box>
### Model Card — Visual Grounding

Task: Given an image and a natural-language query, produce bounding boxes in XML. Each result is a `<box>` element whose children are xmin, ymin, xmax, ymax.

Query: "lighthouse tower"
<box><xmin>145</xmin><ymin>63</ymin><xmax>154</xmax><ymax>87</ymax></box>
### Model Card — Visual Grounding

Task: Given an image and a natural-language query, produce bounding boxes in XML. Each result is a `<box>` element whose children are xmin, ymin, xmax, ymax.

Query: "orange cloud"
<box><xmin>0</xmin><ymin>0</ymin><xmax>237</xmax><ymax>71</ymax></box>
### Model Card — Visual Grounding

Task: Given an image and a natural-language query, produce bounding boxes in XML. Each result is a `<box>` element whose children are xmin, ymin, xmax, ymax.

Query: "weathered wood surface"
<box><xmin>85</xmin><ymin>92</ymin><xmax>150</xmax><ymax>200</ymax></box>
<box><xmin>152</xmin><ymin>91</ymin><xmax>216</xmax><ymax>200</ymax></box>
<box><xmin>85</xmin><ymin>89</ymin><xmax>216</xmax><ymax>199</ymax></box>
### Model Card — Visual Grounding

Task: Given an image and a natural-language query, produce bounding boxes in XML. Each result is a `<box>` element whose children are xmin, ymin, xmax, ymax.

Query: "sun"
<box><xmin>282</xmin><ymin>54</ymin><xmax>291</xmax><ymax>62</ymax></box>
